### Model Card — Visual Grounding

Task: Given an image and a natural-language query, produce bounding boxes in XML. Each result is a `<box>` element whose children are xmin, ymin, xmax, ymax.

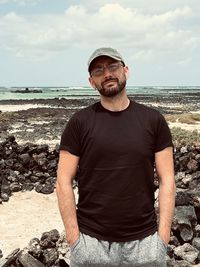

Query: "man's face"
<box><xmin>89</xmin><ymin>56</ymin><xmax>129</xmax><ymax>98</ymax></box>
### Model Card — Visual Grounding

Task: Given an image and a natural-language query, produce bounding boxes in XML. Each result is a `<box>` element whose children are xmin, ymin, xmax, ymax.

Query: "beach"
<box><xmin>0</xmin><ymin>191</ymin><xmax>63</xmax><ymax>256</ymax></box>
<box><xmin>0</xmin><ymin>189</ymin><xmax>79</xmax><ymax>257</ymax></box>
<box><xmin>0</xmin><ymin>92</ymin><xmax>200</xmax><ymax>265</ymax></box>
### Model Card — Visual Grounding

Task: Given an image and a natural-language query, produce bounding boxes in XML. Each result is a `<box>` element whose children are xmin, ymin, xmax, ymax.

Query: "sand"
<box><xmin>0</xmin><ymin>104</ymin><xmax>52</xmax><ymax>112</ymax></box>
<box><xmin>0</xmin><ymin>190</ymin><xmax>78</xmax><ymax>257</ymax></box>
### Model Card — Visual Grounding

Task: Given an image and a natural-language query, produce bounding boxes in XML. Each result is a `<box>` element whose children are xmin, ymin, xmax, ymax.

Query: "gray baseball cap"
<box><xmin>88</xmin><ymin>47</ymin><xmax>125</xmax><ymax>72</ymax></box>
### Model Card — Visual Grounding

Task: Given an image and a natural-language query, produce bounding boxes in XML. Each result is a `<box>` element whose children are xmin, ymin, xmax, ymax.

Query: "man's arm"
<box><xmin>155</xmin><ymin>146</ymin><xmax>176</xmax><ymax>245</ymax></box>
<box><xmin>56</xmin><ymin>150</ymin><xmax>80</xmax><ymax>246</ymax></box>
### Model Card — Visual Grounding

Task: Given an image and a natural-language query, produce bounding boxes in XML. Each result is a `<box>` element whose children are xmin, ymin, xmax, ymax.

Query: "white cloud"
<box><xmin>82</xmin><ymin>0</ymin><xmax>200</xmax><ymax>14</ymax></box>
<box><xmin>0</xmin><ymin>3</ymin><xmax>199</xmax><ymax>63</ymax></box>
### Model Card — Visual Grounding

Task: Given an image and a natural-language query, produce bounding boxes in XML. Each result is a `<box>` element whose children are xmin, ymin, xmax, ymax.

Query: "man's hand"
<box><xmin>67</xmin><ymin>231</ymin><xmax>80</xmax><ymax>247</ymax></box>
<box><xmin>158</xmin><ymin>229</ymin><xmax>170</xmax><ymax>245</ymax></box>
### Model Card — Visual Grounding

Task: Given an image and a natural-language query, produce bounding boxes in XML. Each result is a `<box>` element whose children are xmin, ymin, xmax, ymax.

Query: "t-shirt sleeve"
<box><xmin>59</xmin><ymin>115</ymin><xmax>81</xmax><ymax>156</ymax></box>
<box><xmin>154</xmin><ymin>113</ymin><xmax>173</xmax><ymax>152</ymax></box>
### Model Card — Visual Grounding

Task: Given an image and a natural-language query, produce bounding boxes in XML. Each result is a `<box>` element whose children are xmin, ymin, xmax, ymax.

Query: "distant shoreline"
<box><xmin>0</xmin><ymin>95</ymin><xmax>199</xmax><ymax>148</ymax></box>
<box><xmin>0</xmin><ymin>92</ymin><xmax>199</xmax><ymax>113</ymax></box>
<box><xmin>0</xmin><ymin>86</ymin><xmax>200</xmax><ymax>101</ymax></box>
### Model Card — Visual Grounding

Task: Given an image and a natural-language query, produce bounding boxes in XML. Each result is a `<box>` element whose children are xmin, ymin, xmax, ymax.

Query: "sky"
<box><xmin>0</xmin><ymin>0</ymin><xmax>199</xmax><ymax>87</ymax></box>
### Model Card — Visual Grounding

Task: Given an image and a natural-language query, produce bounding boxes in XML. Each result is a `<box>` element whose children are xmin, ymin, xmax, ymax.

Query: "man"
<box><xmin>56</xmin><ymin>47</ymin><xmax>176</xmax><ymax>267</ymax></box>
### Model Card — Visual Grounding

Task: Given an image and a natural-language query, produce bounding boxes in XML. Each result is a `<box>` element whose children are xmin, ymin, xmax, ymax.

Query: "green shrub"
<box><xmin>171</xmin><ymin>127</ymin><xmax>200</xmax><ymax>146</ymax></box>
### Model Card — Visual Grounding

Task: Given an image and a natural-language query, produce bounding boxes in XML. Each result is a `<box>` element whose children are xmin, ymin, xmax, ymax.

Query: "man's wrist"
<box><xmin>158</xmin><ymin>229</ymin><xmax>170</xmax><ymax>245</ymax></box>
<box><xmin>67</xmin><ymin>231</ymin><xmax>80</xmax><ymax>246</ymax></box>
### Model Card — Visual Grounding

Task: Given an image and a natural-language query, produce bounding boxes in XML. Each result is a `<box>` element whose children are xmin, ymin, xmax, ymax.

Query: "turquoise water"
<box><xmin>0</xmin><ymin>86</ymin><xmax>200</xmax><ymax>100</ymax></box>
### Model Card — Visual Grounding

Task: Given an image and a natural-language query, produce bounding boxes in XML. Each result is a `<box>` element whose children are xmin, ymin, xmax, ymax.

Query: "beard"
<box><xmin>95</xmin><ymin>75</ymin><xmax>126</xmax><ymax>97</ymax></box>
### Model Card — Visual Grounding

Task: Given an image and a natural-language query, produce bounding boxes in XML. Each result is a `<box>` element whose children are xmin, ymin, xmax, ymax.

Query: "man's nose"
<box><xmin>103</xmin><ymin>66</ymin><xmax>113</xmax><ymax>78</ymax></box>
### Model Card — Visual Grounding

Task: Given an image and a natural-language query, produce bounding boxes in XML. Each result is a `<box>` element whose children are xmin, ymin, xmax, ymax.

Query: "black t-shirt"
<box><xmin>59</xmin><ymin>100</ymin><xmax>173</xmax><ymax>242</ymax></box>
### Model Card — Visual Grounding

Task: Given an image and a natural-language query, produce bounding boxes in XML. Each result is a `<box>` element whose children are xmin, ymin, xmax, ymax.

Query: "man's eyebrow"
<box><xmin>92</xmin><ymin>64</ymin><xmax>103</xmax><ymax>68</ymax></box>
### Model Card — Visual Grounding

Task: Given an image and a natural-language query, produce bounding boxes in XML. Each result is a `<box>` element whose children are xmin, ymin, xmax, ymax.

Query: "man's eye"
<box><xmin>94</xmin><ymin>68</ymin><xmax>103</xmax><ymax>74</ymax></box>
<box><xmin>108</xmin><ymin>63</ymin><xmax>118</xmax><ymax>70</ymax></box>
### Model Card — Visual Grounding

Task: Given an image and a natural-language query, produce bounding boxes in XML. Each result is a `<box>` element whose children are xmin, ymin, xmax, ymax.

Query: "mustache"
<box><xmin>102</xmin><ymin>78</ymin><xmax>118</xmax><ymax>86</ymax></box>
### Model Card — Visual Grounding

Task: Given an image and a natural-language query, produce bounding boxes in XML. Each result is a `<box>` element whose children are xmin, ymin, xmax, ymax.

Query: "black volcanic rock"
<box><xmin>10</xmin><ymin>182</ymin><xmax>22</xmax><ymax>192</ymax></box>
<box><xmin>43</xmin><ymin>248</ymin><xmax>58</xmax><ymax>266</ymax></box>
<box><xmin>0</xmin><ymin>136</ymin><xmax>58</xmax><ymax>201</ymax></box>
<box><xmin>40</xmin><ymin>229</ymin><xmax>60</xmax><ymax>249</ymax></box>
<box><xmin>175</xmin><ymin>189</ymin><xmax>192</xmax><ymax>206</ymax></box>
<box><xmin>187</xmin><ymin>159</ymin><xmax>199</xmax><ymax>172</ymax></box>
<box><xmin>40</xmin><ymin>183</ymin><xmax>54</xmax><ymax>194</ymax></box>
<box><xmin>18</xmin><ymin>251</ymin><xmax>45</xmax><ymax>267</ymax></box>
<box><xmin>174</xmin><ymin>243</ymin><xmax>199</xmax><ymax>264</ymax></box>
<box><xmin>19</xmin><ymin>153</ymin><xmax>31</xmax><ymax>165</ymax></box>
<box><xmin>172</xmin><ymin>206</ymin><xmax>197</xmax><ymax>242</ymax></box>
<box><xmin>28</xmin><ymin>237</ymin><xmax>42</xmax><ymax>258</ymax></box>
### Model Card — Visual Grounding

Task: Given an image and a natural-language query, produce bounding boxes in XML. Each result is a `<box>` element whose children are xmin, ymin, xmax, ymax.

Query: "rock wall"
<box><xmin>167</xmin><ymin>144</ymin><xmax>200</xmax><ymax>266</ymax></box>
<box><xmin>0</xmin><ymin>135</ymin><xmax>59</xmax><ymax>203</ymax></box>
<box><xmin>0</xmin><ymin>136</ymin><xmax>200</xmax><ymax>266</ymax></box>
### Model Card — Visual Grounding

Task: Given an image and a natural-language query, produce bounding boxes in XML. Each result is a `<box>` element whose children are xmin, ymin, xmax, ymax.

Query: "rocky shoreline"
<box><xmin>0</xmin><ymin>95</ymin><xmax>199</xmax><ymax>147</ymax></box>
<box><xmin>0</xmin><ymin>96</ymin><xmax>200</xmax><ymax>266</ymax></box>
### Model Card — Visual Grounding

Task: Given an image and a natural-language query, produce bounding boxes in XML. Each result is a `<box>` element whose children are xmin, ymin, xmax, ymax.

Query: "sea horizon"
<box><xmin>0</xmin><ymin>85</ymin><xmax>200</xmax><ymax>101</ymax></box>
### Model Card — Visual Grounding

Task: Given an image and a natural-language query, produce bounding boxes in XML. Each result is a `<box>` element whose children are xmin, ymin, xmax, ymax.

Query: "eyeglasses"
<box><xmin>90</xmin><ymin>62</ymin><xmax>124</xmax><ymax>77</ymax></box>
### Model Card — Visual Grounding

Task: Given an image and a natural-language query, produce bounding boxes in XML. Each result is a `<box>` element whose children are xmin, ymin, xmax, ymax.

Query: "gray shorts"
<box><xmin>69</xmin><ymin>231</ymin><xmax>167</xmax><ymax>267</ymax></box>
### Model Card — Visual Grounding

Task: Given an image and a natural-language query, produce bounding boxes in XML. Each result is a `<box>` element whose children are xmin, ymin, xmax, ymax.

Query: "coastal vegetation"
<box><xmin>171</xmin><ymin>127</ymin><xmax>200</xmax><ymax>146</ymax></box>
<box><xmin>166</xmin><ymin>113</ymin><xmax>200</xmax><ymax>124</ymax></box>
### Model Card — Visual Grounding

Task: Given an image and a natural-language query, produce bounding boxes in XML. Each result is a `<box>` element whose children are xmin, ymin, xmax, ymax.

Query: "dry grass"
<box><xmin>171</xmin><ymin>127</ymin><xmax>200</xmax><ymax>146</ymax></box>
<box><xmin>165</xmin><ymin>113</ymin><xmax>200</xmax><ymax>124</ymax></box>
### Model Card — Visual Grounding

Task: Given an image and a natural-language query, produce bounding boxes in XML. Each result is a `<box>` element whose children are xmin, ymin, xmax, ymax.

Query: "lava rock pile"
<box><xmin>0</xmin><ymin>229</ymin><xmax>70</xmax><ymax>267</ymax></box>
<box><xmin>166</xmin><ymin>144</ymin><xmax>200</xmax><ymax>266</ymax></box>
<box><xmin>0</xmin><ymin>135</ymin><xmax>59</xmax><ymax>203</ymax></box>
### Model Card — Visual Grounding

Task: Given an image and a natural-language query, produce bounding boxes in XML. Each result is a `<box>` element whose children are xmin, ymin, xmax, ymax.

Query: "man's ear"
<box><xmin>124</xmin><ymin>66</ymin><xmax>129</xmax><ymax>80</ymax></box>
<box><xmin>89</xmin><ymin>77</ymin><xmax>96</xmax><ymax>90</ymax></box>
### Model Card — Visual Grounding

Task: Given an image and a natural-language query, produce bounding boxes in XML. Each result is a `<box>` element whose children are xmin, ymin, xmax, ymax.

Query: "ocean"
<box><xmin>0</xmin><ymin>86</ymin><xmax>200</xmax><ymax>100</ymax></box>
